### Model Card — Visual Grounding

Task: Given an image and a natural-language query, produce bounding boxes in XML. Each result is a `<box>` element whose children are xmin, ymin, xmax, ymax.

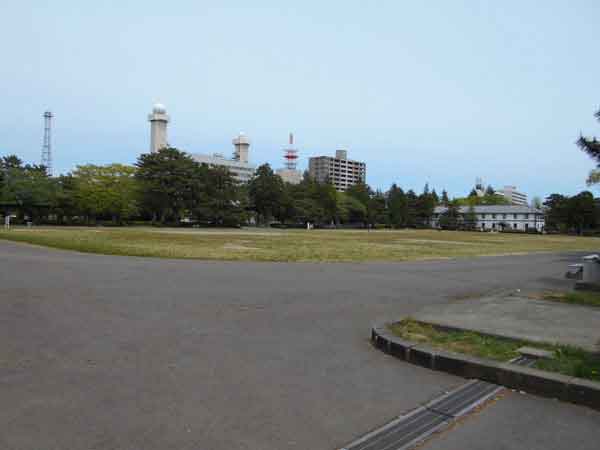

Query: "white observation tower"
<box><xmin>148</xmin><ymin>103</ymin><xmax>169</xmax><ymax>153</ymax></box>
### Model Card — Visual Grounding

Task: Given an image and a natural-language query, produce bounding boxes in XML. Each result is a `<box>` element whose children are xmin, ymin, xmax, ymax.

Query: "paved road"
<box><xmin>1</xmin><ymin>241</ymin><xmax>598</xmax><ymax>450</ymax></box>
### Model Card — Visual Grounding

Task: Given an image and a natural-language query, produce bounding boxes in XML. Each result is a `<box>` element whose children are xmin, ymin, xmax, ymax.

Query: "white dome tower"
<box><xmin>148</xmin><ymin>103</ymin><xmax>170</xmax><ymax>153</ymax></box>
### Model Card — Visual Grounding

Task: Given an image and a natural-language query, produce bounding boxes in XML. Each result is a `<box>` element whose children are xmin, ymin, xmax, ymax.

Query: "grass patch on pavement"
<box><xmin>388</xmin><ymin>319</ymin><xmax>600</xmax><ymax>382</ymax></box>
<box><xmin>1</xmin><ymin>226</ymin><xmax>599</xmax><ymax>262</ymax></box>
<box><xmin>540</xmin><ymin>291</ymin><xmax>600</xmax><ymax>308</ymax></box>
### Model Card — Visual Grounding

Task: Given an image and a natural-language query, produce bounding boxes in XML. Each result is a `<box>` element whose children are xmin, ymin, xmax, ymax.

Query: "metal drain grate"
<box><xmin>341</xmin><ymin>357</ymin><xmax>534</xmax><ymax>450</ymax></box>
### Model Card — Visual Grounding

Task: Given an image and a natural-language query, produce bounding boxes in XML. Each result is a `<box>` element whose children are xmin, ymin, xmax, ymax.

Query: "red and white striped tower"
<box><xmin>284</xmin><ymin>133</ymin><xmax>298</xmax><ymax>170</ymax></box>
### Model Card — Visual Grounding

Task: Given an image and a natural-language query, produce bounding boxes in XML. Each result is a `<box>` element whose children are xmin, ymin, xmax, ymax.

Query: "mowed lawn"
<box><xmin>1</xmin><ymin>226</ymin><xmax>599</xmax><ymax>262</ymax></box>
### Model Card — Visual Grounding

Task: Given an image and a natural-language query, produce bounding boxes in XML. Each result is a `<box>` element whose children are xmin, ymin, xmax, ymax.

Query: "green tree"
<box><xmin>51</xmin><ymin>174</ymin><xmax>79</xmax><ymax>223</ymax></box>
<box><xmin>248</xmin><ymin>164</ymin><xmax>284</xmax><ymax>225</ymax></box>
<box><xmin>431</xmin><ymin>188</ymin><xmax>439</xmax><ymax>205</ymax></box>
<box><xmin>314</xmin><ymin>181</ymin><xmax>338</xmax><ymax>225</ymax></box>
<box><xmin>416</xmin><ymin>184</ymin><xmax>436</xmax><ymax>226</ymax></box>
<box><xmin>1</xmin><ymin>162</ymin><xmax>55</xmax><ymax>223</ymax></box>
<box><xmin>337</xmin><ymin>192</ymin><xmax>366</xmax><ymax>223</ymax></box>
<box><xmin>72</xmin><ymin>164</ymin><xmax>139</xmax><ymax>224</ymax></box>
<box><xmin>386</xmin><ymin>184</ymin><xmax>408</xmax><ymax>228</ymax></box>
<box><xmin>0</xmin><ymin>155</ymin><xmax>23</xmax><ymax>192</ymax></box>
<box><xmin>567</xmin><ymin>191</ymin><xmax>596</xmax><ymax>234</ymax></box>
<box><xmin>438</xmin><ymin>200</ymin><xmax>462</xmax><ymax>230</ymax></box>
<box><xmin>463</xmin><ymin>205</ymin><xmax>477</xmax><ymax>230</ymax></box>
<box><xmin>346</xmin><ymin>183</ymin><xmax>385</xmax><ymax>226</ymax></box>
<box><xmin>441</xmin><ymin>189</ymin><xmax>449</xmax><ymax>206</ymax></box>
<box><xmin>280</xmin><ymin>175</ymin><xmax>324</xmax><ymax>225</ymax></box>
<box><xmin>405</xmin><ymin>189</ymin><xmax>419</xmax><ymax>227</ymax></box>
<box><xmin>346</xmin><ymin>183</ymin><xmax>371</xmax><ymax>207</ymax></box>
<box><xmin>194</xmin><ymin>165</ymin><xmax>245</xmax><ymax>226</ymax></box>
<box><xmin>578</xmin><ymin>109</ymin><xmax>600</xmax><ymax>184</ymax></box>
<box><xmin>135</xmin><ymin>148</ymin><xmax>199</xmax><ymax>223</ymax></box>
<box><xmin>544</xmin><ymin>194</ymin><xmax>569</xmax><ymax>231</ymax></box>
<box><xmin>367</xmin><ymin>190</ymin><xmax>387</xmax><ymax>226</ymax></box>
<box><xmin>531</xmin><ymin>196</ymin><xmax>543</xmax><ymax>209</ymax></box>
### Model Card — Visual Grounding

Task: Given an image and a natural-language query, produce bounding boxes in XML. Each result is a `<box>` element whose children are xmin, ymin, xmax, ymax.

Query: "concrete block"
<box><xmin>388</xmin><ymin>338</ymin><xmax>414</xmax><ymax>360</ymax></box>
<box><xmin>566</xmin><ymin>377</ymin><xmax>600</xmax><ymax>411</ymax></box>
<box><xmin>497</xmin><ymin>363</ymin><xmax>571</xmax><ymax>400</ymax></box>
<box><xmin>517</xmin><ymin>346</ymin><xmax>554</xmax><ymax>359</ymax></box>
<box><xmin>408</xmin><ymin>344</ymin><xmax>435</xmax><ymax>369</ymax></box>
<box><xmin>434</xmin><ymin>351</ymin><xmax>503</xmax><ymax>381</ymax></box>
<box><xmin>374</xmin><ymin>334</ymin><xmax>388</xmax><ymax>351</ymax></box>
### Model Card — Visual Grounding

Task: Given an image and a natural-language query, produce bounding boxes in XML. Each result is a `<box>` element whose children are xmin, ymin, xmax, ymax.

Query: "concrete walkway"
<box><xmin>414</xmin><ymin>295</ymin><xmax>600</xmax><ymax>352</ymax></box>
<box><xmin>1</xmin><ymin>240</ymin><xmax>598</xmax><ymax>450</ymax></box>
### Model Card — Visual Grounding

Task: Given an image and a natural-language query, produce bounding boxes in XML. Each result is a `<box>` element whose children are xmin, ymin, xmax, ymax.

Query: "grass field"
<box><xmin>1</xmin><ymin>226</ymin><xmax>599</xmax><ymax>262</ymax></box>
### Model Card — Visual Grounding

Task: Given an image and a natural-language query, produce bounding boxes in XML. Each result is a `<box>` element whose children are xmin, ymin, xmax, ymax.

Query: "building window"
<box><xmin>513</xmin><ymin>223</ymin><xmax>517</xmax><ymax>229</ymax></box>
<box><xmin>502</xmin><ymin>214</ymin><xmax>506</xmax><ymax>219</ymax></box>
<box><xmin>513</xmin><ymin>214</ymin><xmax>517</xmax><ymax>219</ymax></box>
<box><xmin>492</xmin><ymin>214</ymin><xmax>496</xmax><ymax>219</ymax></box>
<box><xmin>481</xmin><ymin>214</ymin><xmax>486</xmax><ymax>219</ymax></box>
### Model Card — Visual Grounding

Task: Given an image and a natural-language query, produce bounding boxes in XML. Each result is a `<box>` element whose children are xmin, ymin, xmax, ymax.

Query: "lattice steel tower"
<box><xmin>41</xmin><ymin>111</ymin><xmax>53</xmax><ymax>176</ymax></box>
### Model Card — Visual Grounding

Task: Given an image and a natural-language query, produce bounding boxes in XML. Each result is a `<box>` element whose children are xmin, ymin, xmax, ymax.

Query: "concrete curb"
<box><xmin>372</xmin><ymin>322</ymin><xmax>600</xmax><ymax>412</ymax></box>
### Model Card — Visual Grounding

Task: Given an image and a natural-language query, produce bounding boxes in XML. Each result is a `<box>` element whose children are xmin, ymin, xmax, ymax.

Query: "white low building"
<box><xmin>192</xmin><ymin>153</ymin><xmax>256</xmax><ymax>183</ymax></box>
<box><xmin>192</xmin><ymin>133</ymin><xmax>256</xmax><ymax>183</ymax></box>
<box><xmin>276</xmin><ymin>168</ymin><xmax>303</xmax><ymax>184</ymax></box>
<box><xmin>432</xmin><ymin>205</ymin><xmax>545</xmax><ymax>232</ymax></box>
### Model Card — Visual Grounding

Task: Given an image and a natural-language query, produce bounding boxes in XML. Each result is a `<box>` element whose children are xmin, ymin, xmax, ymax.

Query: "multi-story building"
<box><xmin>192</xmin><ymin>133</ymin><xmax>256</xmax><ymax>183</ymax></box>
<box><xmin>431</xmin><ymin>205</ymin><xmax>545</xmax><ymax>232</ymax></box>
<box><xmin>192</xmin><ymin>153</ymin><xmax>256</xmax><ymax>183</ymax></box>
<box><xmin>308</xmin><ymin>149</ymin><xmax>366</xmax><ymax>191</ymax></box>
<box><xmin>495</xmin><ymin>185</ymin><xmax>528</xmax><ymax>206</ymax></box>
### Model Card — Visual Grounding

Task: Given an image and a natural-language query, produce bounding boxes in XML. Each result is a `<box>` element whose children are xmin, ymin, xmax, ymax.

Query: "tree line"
<box><xmin>4</xmin><ymin>145</ymin><xmax>597</xmax><ymax>231</ymax></box>
<box><xmin>543</xmin><ymin>191</ymin><xmax>599</xmax><ymax>234</ymax></box>
<box><xmin>1</xmin><ymin>147</ymin><xmax>456</xmax><ymax>227</ymax></box>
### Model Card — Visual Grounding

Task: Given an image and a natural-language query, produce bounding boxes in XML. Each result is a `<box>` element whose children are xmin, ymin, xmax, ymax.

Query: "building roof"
<box><xmin>192</xmin><ymin>153</ymin><xmax>256</xmax><ymax>170</ymax></box>
<box><xmin>434</xmin><ymin>205</ymin><xmax>543</xmax><ymax>214</ymax></box>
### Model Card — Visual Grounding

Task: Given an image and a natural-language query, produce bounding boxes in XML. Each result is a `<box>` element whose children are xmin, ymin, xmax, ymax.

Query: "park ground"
<box><xmin>1</xmin><ymin>226</ymin><xmax>600</xmax><ymax>262</ymax></box>
<box><xmin>2</xmin><ymin>240</ymin><xmax>600</xmax><ymax>450</ymax></box>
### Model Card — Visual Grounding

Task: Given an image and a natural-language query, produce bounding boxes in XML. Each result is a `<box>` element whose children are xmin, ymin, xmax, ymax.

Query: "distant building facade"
<box><xmin>431</xmin><ymin>205</ymin><xmax>545</xmax><ymax>232</ymax></box>
<box><xmin>192</xmin><ymin>153</ymin><xmax>256</xmax><ymax>183</ymax></box>
<box><xmin>276</xmin><ymin>168</ymin><xmax>303</xmax><ymax>184</ymax></box>
<box><xmin>495</xmin><ymin>185</ymin><xmax>528</xmax><ymax>206</ymax></box>
<box><xmin>308</xmin><ymin>150</ymin><xmax>366</xmax><ymax>192</ymax></box>
<box><xmin>192</xmin><ymin>133</ymin><xmax>256</xmax><ymax>183</ymax></box>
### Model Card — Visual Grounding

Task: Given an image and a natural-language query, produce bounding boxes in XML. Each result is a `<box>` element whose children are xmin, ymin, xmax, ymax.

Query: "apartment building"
<box><xmin>308</xmin><ymin>150</ymin><xmax>366</xmax><ymax>191</ymax></box>
<box><xmin>496</xmin><ymin>185</ymin><xmax>528</xmax><ymax>206</ymax></box>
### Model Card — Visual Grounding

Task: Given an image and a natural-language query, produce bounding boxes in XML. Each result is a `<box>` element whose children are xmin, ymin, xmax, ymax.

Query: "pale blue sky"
<box><xmin>1</xmin><ymin>1</ymin><xmax>599</xmax><ymax>199</ymax></box>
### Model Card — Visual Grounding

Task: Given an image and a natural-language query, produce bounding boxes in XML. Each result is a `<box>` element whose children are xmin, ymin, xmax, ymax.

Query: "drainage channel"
<box><xmin>340</xmin><ymin>356</ymin><xmax>534</xmax><ymax>450</ymax></box>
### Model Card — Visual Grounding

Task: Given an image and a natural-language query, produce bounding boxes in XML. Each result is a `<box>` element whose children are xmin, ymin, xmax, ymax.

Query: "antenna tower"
<box><xmin>284</xmin><ymin>133</ymin><xmax>298</xmax><ymax>170</ymax></box>
<box><xmin>41</xmin><ymin>111</ymin><xmax>53</xmax><ymax>176</ymax></box>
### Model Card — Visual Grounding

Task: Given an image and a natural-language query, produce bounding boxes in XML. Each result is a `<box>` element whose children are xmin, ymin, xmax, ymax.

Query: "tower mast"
<box><xmin>41</xmin><ymin>111</ymin><xmax>53</xmax><ymax>176</ymax></box>
<box><xmin>284</xmin><ymin>132</ymin><xmax>298</xmax><ymax>170</ymax></box>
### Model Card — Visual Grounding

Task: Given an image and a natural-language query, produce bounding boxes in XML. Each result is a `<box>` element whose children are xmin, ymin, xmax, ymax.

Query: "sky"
<box><xmin>1</xmin><ymin>1</ymin><xmax>599</xmax><ymax>201</ymax></box>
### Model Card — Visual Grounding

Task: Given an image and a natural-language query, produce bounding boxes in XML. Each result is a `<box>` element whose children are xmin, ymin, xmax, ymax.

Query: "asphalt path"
<box><xmin>1</xmin><ymin>240</ymin><xmax>598</xmax><ymax>449</ymax></box>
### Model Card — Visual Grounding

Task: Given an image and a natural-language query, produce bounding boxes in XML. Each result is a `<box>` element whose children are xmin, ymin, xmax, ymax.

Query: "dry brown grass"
<box><xmin>1</xmin><ymin>226</ymin><xmax>599</xmax><ymax>262</ymax></box>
